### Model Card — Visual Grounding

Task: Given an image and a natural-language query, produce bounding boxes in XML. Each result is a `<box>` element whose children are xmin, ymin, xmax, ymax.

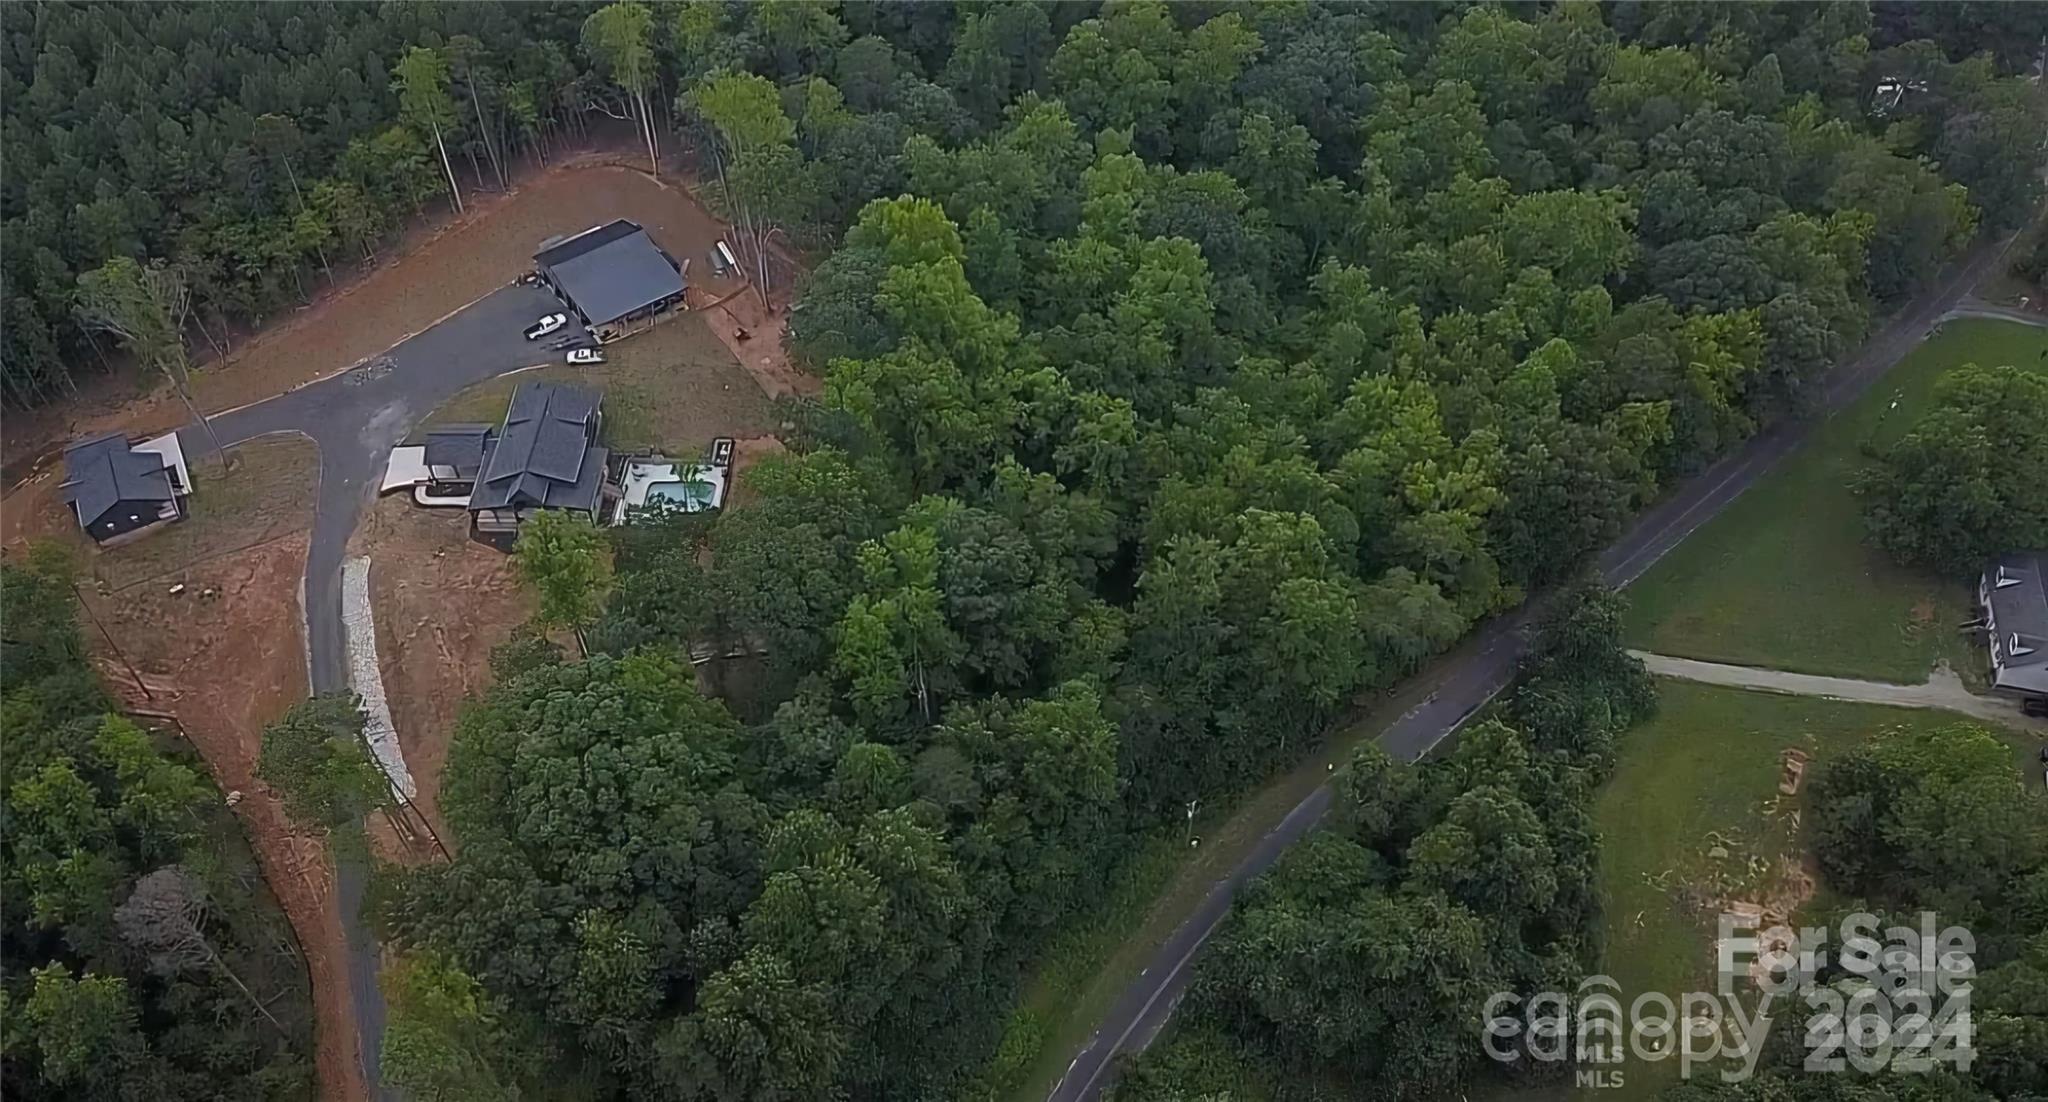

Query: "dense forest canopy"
<box><xmin>6</xmin><ymin>1</ymin><xmax>2047</xmax><ymax>1099</ymax></box>
<box><xmin>0</xmin><ymin>553</ymin><xmax>315</xmax><ymax>1100</ymax></box>
<box><xmin>1</xmin><ymin>0</ymin><xmax>2043</xmax><ymax>408</ymax></box>
<box><xmin>364</xmin><ymin>1</ymin><xmax>2043</xmax><ymax>1098</ymax></box>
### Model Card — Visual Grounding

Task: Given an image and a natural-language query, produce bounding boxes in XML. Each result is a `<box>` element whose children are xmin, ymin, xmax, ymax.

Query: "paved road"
<box><xmin>177</xmin><ymin>282</ymin><xmax>580</xmax><ymax>1101</ymax></box>
<box><xmin>1047</xmin><ymin>230</ymin><xmax>2030</xmax><ymax>1102</ymax></box>
<box><xmin>1633</xmin><ymin>651</ymin><xmax>2047</xmax><ymax>732</ymax></box>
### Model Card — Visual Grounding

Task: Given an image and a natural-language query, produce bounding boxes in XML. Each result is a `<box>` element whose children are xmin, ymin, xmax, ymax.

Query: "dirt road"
<box><xmin>1632</xmin><ymin>651</ymin><xmax>2047</xmax><ymax>732</ymax></box>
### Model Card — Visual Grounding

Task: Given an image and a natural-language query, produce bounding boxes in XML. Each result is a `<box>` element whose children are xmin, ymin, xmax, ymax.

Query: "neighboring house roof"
<box><xmin>534</xmin><ymin>219</ymin><xmax>685</xmax><ymax>327</ymax></box>
<box><xmin>422</xmin><ymin>424</ymin><xmax>494</xmax><ymax>479</ymax></box>
<box><xmin>469</xmin><ymin>382</ymin><xmax>607</xmax><ymax>512</ymax></box>
<box><xmin>1985</xmin><ymin>552</ymin><xmax>2048</xmax><ymax>696</ymax></box>
<box><xmin>60</xmin><ymin>431</ymin><xmax>177</xmax><ymax>527</ymax></box>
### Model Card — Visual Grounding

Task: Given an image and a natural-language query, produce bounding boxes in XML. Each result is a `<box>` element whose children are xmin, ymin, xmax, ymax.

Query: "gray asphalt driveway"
<box><xmin>176</xmin><ymin>280</ymin><xmax>581</xmax><ymax>1101</ymax></box>
<box><xmin>1633</xmin><ymin>651</ymin><xmax>2048</xmax><ymax>732</ymax></box>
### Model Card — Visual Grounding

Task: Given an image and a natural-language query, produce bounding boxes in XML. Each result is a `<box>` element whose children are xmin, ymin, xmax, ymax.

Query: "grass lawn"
<box><xmin>969</xmin><ymin>833</ymin><xmax>1186</xmax><ymax>1101</ymax></box>
<box><xmin>1623</xmin><ymin>319</ymin><xmax>2048</xmax><ymax>682</ymax></box>
<box><xmin>1588</xmin><ymin>679</ymin><xmax>2041</xmax><ymax>1100</ymax></box>
<box><xmin>91</xmin><ymin>435</ymin><xmax>318</xmax><ymax>591</ymax></box>
<box><xmin>414</xmin><ymin>313</ymin><xmax>779</xmax><ymax>454</ymax></box>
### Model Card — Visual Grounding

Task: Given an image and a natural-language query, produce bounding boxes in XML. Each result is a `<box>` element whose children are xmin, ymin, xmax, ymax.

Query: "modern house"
<box><xmin>1978</xmin><ymin>552</ymin><xmax>2048</xmax><ymax>706</ymax></box>
<box><xmin>422</xmin><ymin>424</ymin><xmax>493</xmax><ymax>489</ymax></box>
<box><xmin>467</xmin><ymin>381</ymin><xmax>610</xmax><ymax>549</ymax></box>
<box><xmin>534</xmin><ymin>220</ymin><xmax>686</xmax><ymax>341</ymax></box>
<box><xmin>60</xmin><ymin>430</ymin><xmax>192</xmax><ymax>545</ymax></box>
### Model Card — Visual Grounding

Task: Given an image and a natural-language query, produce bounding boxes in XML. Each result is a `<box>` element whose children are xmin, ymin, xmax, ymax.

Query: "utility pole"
<box><xmin>1185</xmin><ymin>799</ymin><xmax>1200</xmax><ymax>848</ymax></box>
<box><xmin>71</xmin><ymin>581</ymin><xmax>153</xmax><ymax>701</ymax></box>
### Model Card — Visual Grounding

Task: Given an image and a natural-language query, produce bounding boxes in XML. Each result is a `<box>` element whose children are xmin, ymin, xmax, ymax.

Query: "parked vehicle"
<box><xmin>523</xmin><ymin>313</ymin><xmax>567</xmax><ymax>340</ymax></box>
<box><xmin>566</xmin><ymin>348</ymin><xmax>605</xmax><ymax>365</ymax></box>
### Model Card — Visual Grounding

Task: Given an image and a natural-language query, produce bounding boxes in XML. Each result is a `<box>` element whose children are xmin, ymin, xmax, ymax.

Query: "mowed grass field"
<box><xmin>415</xmin><ymin>312</ymin><xmax>778</xmax><ymax>455</ymax></box>
<box><xmin>1588</xmin><ymin>679</ymin><xmax>2039</xmax><ymax>1101</ymax></box>
<box><xmin>1622</xmin><ymin>318</ymin><xmax>2048</xmax><ymax>682</ymax></box>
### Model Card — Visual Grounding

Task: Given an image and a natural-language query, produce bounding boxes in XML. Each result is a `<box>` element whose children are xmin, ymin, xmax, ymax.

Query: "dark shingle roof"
<box><xmin>423</xmin><ymin>424</ymin><xmax>493</xmax><ymax>479</ymax></box>
<box><xmin>1987</xmin><ymin>552</ymin><xmax>2048</xmax><ymax>695</ymax></box>
<box><xmin>469</xmin><ymin>382</ymin><xmax>606</xmax><ymax>512</ymax></box>
<box><xmin>60</xmin><ymin>432</ymin><xmax>175</xmax><ymax>528</ymax></box>
<box><xmin>534</xmin><ymin>220</ymin><xmax>685</xmax><ymax>327</ymax></box>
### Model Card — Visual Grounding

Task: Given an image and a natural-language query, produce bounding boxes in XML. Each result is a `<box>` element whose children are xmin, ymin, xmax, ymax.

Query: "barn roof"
<box><xmin>534</xmin><ymin>220</ymin><xmax>685</xmax><ymax>327</ymax></box>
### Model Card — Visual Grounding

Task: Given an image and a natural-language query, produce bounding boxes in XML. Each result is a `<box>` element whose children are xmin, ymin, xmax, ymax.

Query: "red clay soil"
<box><xmin>85</xmin><ymin>537</ymin><xmax>366</xmax><ymax>1102</ymax></box>
<box><xmin>3</xmin><ymin>450</ymin><xmax>365</xmax><ymax>1102</ymax></box>
<box><xmin>688</xmin><ymin>282</ymin><xmax>819</xmax><ymax>400</ymax></box>
<box><xmin>350</xmin><ymin>496</ymin><xmax>537</xmax><ymax>850</ymax></box>
<box><xmin>4</xmin><ymin>151</ymin><xmax>790</xmax><ymax>474</ymax></box>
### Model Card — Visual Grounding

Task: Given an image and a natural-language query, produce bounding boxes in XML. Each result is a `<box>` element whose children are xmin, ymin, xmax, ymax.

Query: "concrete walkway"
<box><xmin>1631</xmin><ymin>651</ymin><xmax>2046</xmax><ymax>732</ymax></box>
<box><xmin>1942</xmin><ymin>299</ymin><xmax>2048</xmax><ymax>330</ymax></box>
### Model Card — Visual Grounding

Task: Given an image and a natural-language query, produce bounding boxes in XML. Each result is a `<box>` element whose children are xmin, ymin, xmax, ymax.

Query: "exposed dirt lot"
<box><xmin>689</xmin><ymin>281</ymin><xmax>818</xmax><ymax>400</ymax></box>
<box><xmin>417</xmin><ymin>312</ymin><xmax>781</xmax><ymax>455</ymax></box>
<box><xmin>349</xmin><ymin>495</ymin><xmax>536</xmax><ymax>848</ymax></box>
<box><xmin>3</xmin><ymin>436</ymin><xmax>366</xmax><ymax>1102</ymax></box>
<box><xmin>4</xmin><ymin>154</ymin><xmax>780</xmax><ymax>473</ymax></box>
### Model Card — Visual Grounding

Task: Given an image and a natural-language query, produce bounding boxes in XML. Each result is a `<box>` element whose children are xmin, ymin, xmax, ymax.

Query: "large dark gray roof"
<box><xmin>535</xmin><ymin>219</ymin><xmax>685</xmax><ymax>327</ymax></box>
<box><xmin>469</xmin><ymin>382</ymin><xmax>606</xmax><ymax>512</ymax></box>
<box><xmin>423</xmin><ymin>424</ymin><xmax>492</xmax><ymax>478</ymax></box>
<box><xmin>1987</xmin><ymin>552</ymin><xmax>2048</xmax><ymax>695</ymax></box>
<box><xmin>60</xmin><ymin>432</ymin><xmax>175</xmax><ymax>527</ymax></box>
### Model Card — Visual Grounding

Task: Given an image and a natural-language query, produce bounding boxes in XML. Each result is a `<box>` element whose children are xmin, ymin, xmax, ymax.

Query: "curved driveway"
<box><xmin>1048</xmin><ymin>230</ymin><xmax>2035</xmax><ymax>1101</ymax></box>
<box><xmin>177</xmin><ymin>282</ymin><xmax>580</xmax><ymax>1101</ymax></box>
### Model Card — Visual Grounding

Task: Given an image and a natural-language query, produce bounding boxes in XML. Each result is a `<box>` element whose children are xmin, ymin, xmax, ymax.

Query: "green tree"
<box><xmin>393</xmin><ymin>46</ymin><xmax>465</xmax><ymax>215</ymax></box>
<box><xmin>582</xmin><ymin>1</ymin><xmax>661</xmax><ymax>174</ymax></box>
<box><xmin>1856</xmin><ymin>364</ymin><xmax>2048</xmax><ymax>575</ymax></box>
<box><xmin>1508</xmin><ymin>581</ymin><xmax>1658</xmax><ymax>766</ymax></box>
<box><xmin>381</xmin><ymin>950</ymin><xmax>537</xmax><ymax>1102</ymax></box>
<box><xmin>22</xmin><ymin>964</ymin><xmax>149</xmax><ymax>1090</ymax></box>
<box><xmin>72</xmin><ymin>257</ymin><xmax>227</xmax><ymax>465</ymax></box>
<box><xmin>512</xmin><ymin>510</ymin><xmax>615</xmax><ymax>635</ymax></box>
<box><xmin>687</xmin><ymin>69</ymin><xmax>800</xmax><ymax>294</ymax></box>
<box><xmin>256</xmin><ymin>693</ymin><xmax>390</xmax><ymax>832</ymax></box>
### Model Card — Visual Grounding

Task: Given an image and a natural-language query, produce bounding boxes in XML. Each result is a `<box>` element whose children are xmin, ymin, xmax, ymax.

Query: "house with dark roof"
<box><xmin>60</xmin><ymin>431</ymin><xmax>191</xmax><ymax>545</ymax></box>
<box><xmin>422</xmin><ymin>424</ymin><xmax>493</xmax><ymax>490</ymax></box>
<box><xmin>1979</xmin><ymin>552</ymin><xmax>2048</xmax><ymax>704</ymax></box>
<box><xmin>468</xmin><ymin>381</ymin><xmax>611</xmax><ymax>549</ymax></box>
<box><xmin>534</xmin><ymin>220</ymin><xmax>686</xmax><ymax>339</ymax></box>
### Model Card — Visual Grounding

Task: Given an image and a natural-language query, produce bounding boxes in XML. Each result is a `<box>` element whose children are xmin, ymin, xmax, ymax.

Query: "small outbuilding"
<box><xmin>467</xmin><ymin>381</ymin><xmax>610</xmax><ymax>549</ymax></box>
<box><xmin>1979</xmin><ymin>553</ymin><xmax>2048</xmax><ymax>706</ymax></box>
<box><xmin>534</xmin><ymin>220</ymin><xmax>686</xmax><ymax>339</ymax></box>
<box><xmin>60</xmin><ymin>430</ymin><xmax>191</xmax><ymax>545</ymax></box>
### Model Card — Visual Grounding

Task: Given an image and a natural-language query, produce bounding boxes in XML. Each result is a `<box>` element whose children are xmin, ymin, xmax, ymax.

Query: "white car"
<box><xmin>566</xmin><ymin>348</ymin><xmax>605</xmax><ymax>365</ymax></box>
<box><xmin>523</xmin><ymin>313</ymin><xmax>567</xmax><ymax>340</ymax></box>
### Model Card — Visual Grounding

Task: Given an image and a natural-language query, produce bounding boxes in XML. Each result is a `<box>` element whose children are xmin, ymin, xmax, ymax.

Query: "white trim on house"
<box><xmin>130</xmin><ymin>431</ymin><xmax>191</xmax><ymax>496</ymax></box>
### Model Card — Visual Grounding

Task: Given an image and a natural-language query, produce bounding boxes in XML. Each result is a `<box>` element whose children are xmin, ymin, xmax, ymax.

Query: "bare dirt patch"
<box><xmin>688</xmin><ymin>282</ymin><xmax>817</xmax><ymax>400</ymax></box>
<box><xmin>349</xmin><ymin>496</ymin><xmax>536</xmax><ymax>849</ymax></box>
<box><xmin>5</xmin><ymin>436</ymin><xmax>365</xmax><ymax>1102</ymax></box>
<box><xmin>86</xmin><ymin>544</ymin><xmax>369</xmax><ymax>1102</ymax></box>
<box><xmin>4</xmin><ymin>153</ymin><xmax>786</xmax><ymax>470</ymax></box>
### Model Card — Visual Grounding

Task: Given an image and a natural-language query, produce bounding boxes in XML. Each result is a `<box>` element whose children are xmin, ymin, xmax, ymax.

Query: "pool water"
<box><xmin>645</xmin><ymin>479</ymin><xmax>717</xmax><ymax>510</ymax></box>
